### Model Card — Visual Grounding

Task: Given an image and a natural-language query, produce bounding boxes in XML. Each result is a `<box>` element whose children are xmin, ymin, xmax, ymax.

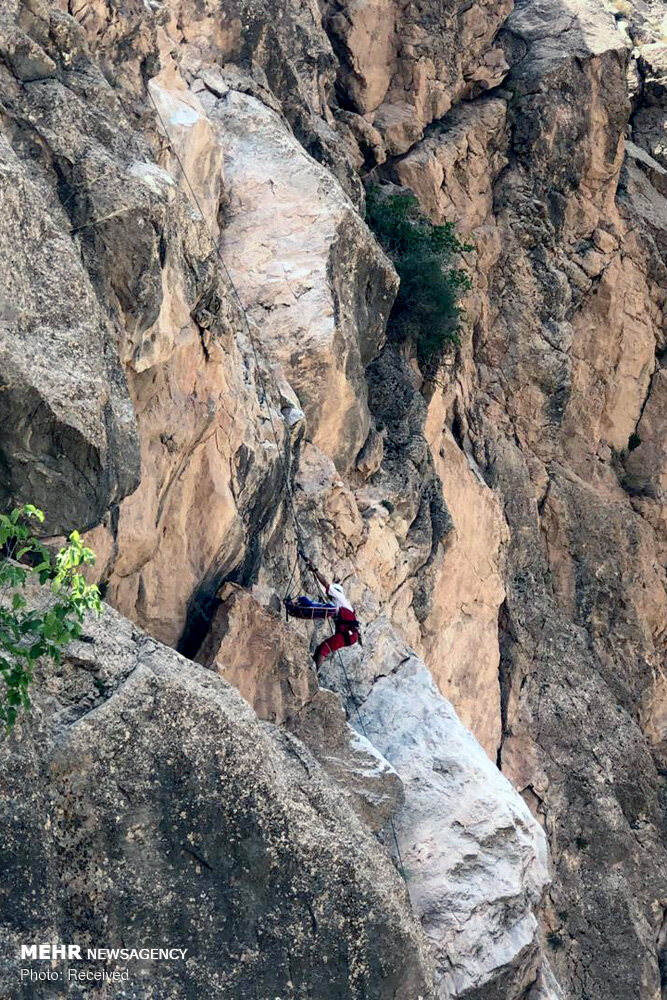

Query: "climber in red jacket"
<box><xmin>284</xmin><ymin>554</ymin><xmax>360</xmax><ymax>668</ymax></box>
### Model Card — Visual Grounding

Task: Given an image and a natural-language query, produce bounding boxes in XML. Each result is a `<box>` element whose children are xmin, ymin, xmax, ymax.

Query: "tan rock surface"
<box><xmin>148</xmin><ymin>65</ymin><xmax>225</xmax><ymax>236</ymax></box>
<box><xmin>390</xmin><ymin>4</ymin><xmax>667</xmax><ymax>997</ymax></box>
<box><xmin>6</xmin><ymin>0</ymin><xmax>667</xmax><ymax>998</ymax></box>
<box><xmin>196</xmin><ymin>583</ymin><xmax>318</xmax><ymax>726</ymax></box>
<box><xmin>208</xmin><ymin>87</ymin><xmax>397</xmax><ymax>472</ymax></box>
<box><xmin>373</xmin><ymin>3</ymin><xmax>667</xmax><ymax>996</ymax></box>
<box><xmin>563</xmin><ymin>246</ymin><xmax>658</xmax><ymax>465</ymax></box>
<box><xmin>325</xmin><ymin>0</ymin><xmax>397</xmax><ymax>114</ymax></box>
<box><xmin>197</xmin><ymin>584</ymin><xmax>404</xmax><ymax>832</ymax></box>
<box><xmin>324</xmin><ymin>0</ymin><xmax>512</xmax><ymax>156</ymax></box>
<box><xmin>105</xmin><ymin>327</ymin><xmax>273</xmax><ymax>647</ymax></box>
<box><xmin>423</xmin><ymin>403</ymin><xmax>509</xmax><ymax>759</ymax></box>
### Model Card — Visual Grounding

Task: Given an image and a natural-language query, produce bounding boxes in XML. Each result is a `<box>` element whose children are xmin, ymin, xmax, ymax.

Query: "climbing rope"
<box><xmin>308</xmin><ymin>570</ymin><xmax>408</xmax><ymax>885</ymax></box>
<box><xmin>147</xmin><ymin>87</ymin><xmax>408</xmax><ymax>886</ymax></box>
<box><xmin>145</xmin><ymin>86</ymin><xmax>308</xmax><ymax>600</ymax></box>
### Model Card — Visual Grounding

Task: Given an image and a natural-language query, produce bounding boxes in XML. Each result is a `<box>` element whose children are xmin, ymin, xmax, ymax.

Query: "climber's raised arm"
<box><xmin>287</xmin><ymin>554</ymin><xmax>360</xmax><ymax>669</ymax></box>
<box><xmin>303</xmin><ymin>553</ymin><xmax>330</xmax><ymax>593</ymax></box>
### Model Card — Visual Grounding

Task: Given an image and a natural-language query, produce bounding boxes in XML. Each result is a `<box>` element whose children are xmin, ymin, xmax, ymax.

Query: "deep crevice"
<box><xmin>496</xmin><ymin>599</ymin><xmax>514</xmax><ymax>771</ymax></box>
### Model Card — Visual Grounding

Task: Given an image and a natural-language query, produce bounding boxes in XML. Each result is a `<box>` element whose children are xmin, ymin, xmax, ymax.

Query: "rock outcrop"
<box><xmin>0</xmin><ymin>596</ymin><xmax>433</xmax><ymax>999</ymax></box>
<box><xmin>373</xmin><ymin>2</ymin><xmax>667</xmax><ymax>997</ymax></box>
<box><xmin>0</xmin><ymin>0</ymin><xmax>286</xmax><ymax>650</ymax></box>
<box><xmin>320</xmin><ymin>618</ymin><xmax>553</xmax><ymax>1000</ymax></box>
<box><xmin>195</xmin><ymin>583</ymin><xmax>553</xmax><ymax>998</ymax></box>
<box><xmin>209</xmin><ymin>86</ymin><xmax>397</xmax><ymax>472</ymax></box>
<box><xmin>323</xmin><ymin>0</ymin><xmax>512</xmax><ymax>157</ymax></box>
<box><xmin>0</xmin><ymin>1</ymin><xmax>141</xmax><ymax>535</ymax></box>
<box><xmin>196</xmin><ymin>584</ymin><xmax>404</xmax><ymax>832</ymax></box>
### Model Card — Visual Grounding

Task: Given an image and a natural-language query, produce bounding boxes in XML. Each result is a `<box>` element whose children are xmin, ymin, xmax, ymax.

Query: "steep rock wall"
<box><xmin>367</xmin><ymin>1</ymin><xmax>667</xmax><ymax>997</ymax></box>
<box><xmin>3</xmin><ymin>0</ymin><xmax>667</xmax><ymax>999</ymax></box>
<box><xmin>0</xmin><ymin>591</ymin><xmax>433</xmax><ymax>1000</ymax></box>
<box><xmin>208</xmin><ymin>86</ymin><xmax>396</xmax><ymax>472</ymax></box>
<box><xmin>322</xmin><ymin>0</ymin><xmax>512</xmax><ymax>156</ymax></box>
<box><xmin>0</xmin><ymin>2</ymin><xmax>556</xmax><ymax>998</ymax></box>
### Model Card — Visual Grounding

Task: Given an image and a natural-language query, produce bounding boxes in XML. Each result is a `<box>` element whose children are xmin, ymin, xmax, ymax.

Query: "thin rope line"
<box><xmin>69</xmin><ymin>207</ymin><xmax>133</xmax><ymax>233</ymax></box>
<box><xmin>145</xmin><ymin>86</ymin><xmax>306</xmax><ymax>569</ymax></box>
<box><xmin>147</xmin><ymin>86</ymin><xmax>408</xmax><ymax>885</ymax></box>
<box><xmin>310</xmin><ymin>573</ymin><xmax>408</xmax><ymax>885</ymax></box>
<box><xmin>283</xmin><ymin>549</ymin><xmax>299</xmax><ymax>601</ymax></box>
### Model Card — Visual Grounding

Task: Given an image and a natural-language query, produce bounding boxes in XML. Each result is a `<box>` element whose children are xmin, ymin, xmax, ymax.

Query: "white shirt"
<box><xmin>327</xmin><ymin>582</ymin><xmax>354</xmax><ymax>613</ymax></box>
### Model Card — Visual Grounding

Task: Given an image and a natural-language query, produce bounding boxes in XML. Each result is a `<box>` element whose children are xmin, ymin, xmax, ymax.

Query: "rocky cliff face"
<box><xmin>1</xmin><ymin>0</ymin><xmax>666</xmax><ymax>998</ymax></box>
<box><xmin>0</xmin><ymin>591</ymin><xmax>432</xmax><ymax>1000</ymax></box>
<box><xmin>381</xmin><ymin>4</ymin><xmax>667</xmax><ymax>997</ymax></box>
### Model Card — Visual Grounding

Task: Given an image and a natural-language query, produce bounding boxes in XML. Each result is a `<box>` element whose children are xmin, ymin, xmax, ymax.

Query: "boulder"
<box><xmin>196</xmin><ymin>582</ymin><xmax>318</xmax><ymax>727</ymax></box>
<box><xmin>319</xmin><ymin>619</ymin><xmax>552</xmax><ymax>1000</ymax></box>
<box><xmin>0</xmin><ymin>598</ymin><xmax>434</xmax><ymax>999</ymax></box>
<box><xmin>291</xmin><ymin>688</ymin><xmax>404</xmax><ymax>834</ymax></box>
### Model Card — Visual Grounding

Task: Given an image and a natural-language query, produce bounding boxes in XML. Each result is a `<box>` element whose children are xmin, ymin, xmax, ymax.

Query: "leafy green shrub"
<box><xmin>366</xmin><ymin>185</ymin><xmax>473</xmax><ymax>378</ymax></box>
<box><xmin>0</xmin><ymin>505</ymin><xmax>102</xmax><ymax>731</ymax></box>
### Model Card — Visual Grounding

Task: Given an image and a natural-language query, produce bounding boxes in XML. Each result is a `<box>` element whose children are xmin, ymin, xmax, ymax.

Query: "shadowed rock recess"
<box><xmin>0</xmin><ymin>0</ymin><xmax>666</xmax><ymax>998</ymax></box>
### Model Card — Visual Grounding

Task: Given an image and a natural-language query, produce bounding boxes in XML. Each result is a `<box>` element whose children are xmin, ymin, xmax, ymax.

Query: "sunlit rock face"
<box><xmin>383</xmin><ymin>1</ymin><xmax>667</xmax><ymax>996</ymax></box>
<box><xmin>322</xmin><ymin>0</ymin><xmax>512</xmax><ymax>156</ymax></box>
<box><xmin>319</xmin><ymin>617</ymin><xmax>554</xmax><ymax>1000</ymax></box>
<box><xmin>2</xmin><ymin>0</ymin><xmax>667</xmax><ymax>998</ymax></box>
<box><xmin>196</xmin><ymin>584</ymin><xmax>405</xmax><ymax>833</ymax></box>
<box><xmin>207</xmin><ymin>87</ymin><xmax>397</xmax><ymax>473</ymax></box>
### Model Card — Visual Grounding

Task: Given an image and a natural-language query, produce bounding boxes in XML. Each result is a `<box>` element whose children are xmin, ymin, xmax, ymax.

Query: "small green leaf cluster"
<box><xmin>0</xmin><ymin>505</ymin><xmax>102</xmax><ymax>731</ymax></box>
<box><xmin>366</xmin><ymin>185</ymin><xmax>473</xmax><ymax>378</ymax></box>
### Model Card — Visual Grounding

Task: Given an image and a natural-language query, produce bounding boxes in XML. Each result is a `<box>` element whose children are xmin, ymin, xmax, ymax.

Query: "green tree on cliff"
<box><xmin>0</xmin><ymin>505</ymin><xmax>102</xmax><ymax>731</ymax></box>
<box><xmin>366</xmin><ymin>185</ymin><xmax>472</xmax><ymax>379</ymax></box>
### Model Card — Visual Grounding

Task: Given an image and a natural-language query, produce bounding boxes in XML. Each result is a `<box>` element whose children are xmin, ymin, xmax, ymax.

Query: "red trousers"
<box><xmin>315</xmin><ymin>628</ymin><xmax>359</xmax><ymax>662</ymax></box>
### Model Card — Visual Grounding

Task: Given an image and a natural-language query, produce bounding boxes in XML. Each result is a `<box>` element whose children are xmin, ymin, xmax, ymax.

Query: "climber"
<box><xmin>284</xmin><ymin>553</ymin><xmax>360</xmax><ymax>668</ymax></box>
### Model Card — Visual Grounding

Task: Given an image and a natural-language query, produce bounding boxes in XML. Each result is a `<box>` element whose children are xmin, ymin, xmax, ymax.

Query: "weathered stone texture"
<box><xmin>209</xmin><ymin>87</ymin><xmax>397</xmax><ymax>473</ymax></box>
<box><xmin>319</xmin><ymin>617</ymin><xmax>552</xmax><ymax>1000</ymax></box>
<box><xmin>384</xmin><ymin>2</ymin><xmax>667</xmax><ymax>997</ymax></box>
<box><xmin>0</xmin><ymin>598</ymin><xmax>434</xmax><ymax>999</ymax></box>
<box><xmin>323</xmin><ymin>0</ymin><xmax>512</xmax><ymax>157</ymax></box>
<box><xmin>3</xmin><ymin>0</ymin><xmax>667</xmax><ymax>999</ymax></box>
